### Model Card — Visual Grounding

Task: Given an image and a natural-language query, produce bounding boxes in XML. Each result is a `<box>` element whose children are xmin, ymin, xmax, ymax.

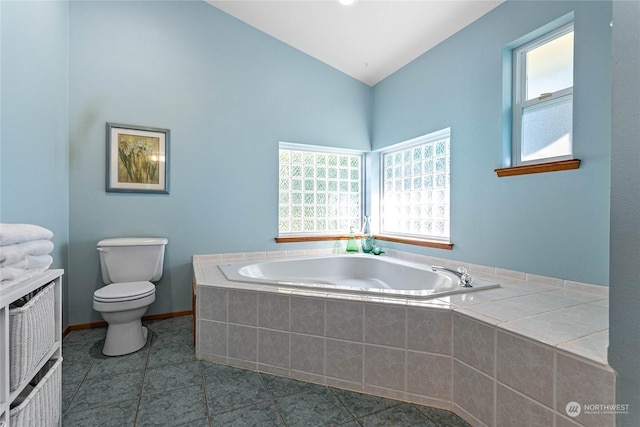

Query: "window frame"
<box><xmin>512</xmin><ymin>22</ymin><xmax>574</xmax><ymax>167</ymax></box>
<box><xmin>377</xmin><ymin>127</ymin><xmax>451</xmax><ymax>243</ymax></box>
<box><xmin>277</xmin><ymin>142</ymin><xmax>365</xmax><ymax>237</ymax></box>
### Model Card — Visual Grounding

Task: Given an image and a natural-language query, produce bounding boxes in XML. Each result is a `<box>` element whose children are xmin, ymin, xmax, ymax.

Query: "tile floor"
<box><xmin>62</xmin><ymin>315</ymin><xmax>470</xmax><ymax>427</ymax></box>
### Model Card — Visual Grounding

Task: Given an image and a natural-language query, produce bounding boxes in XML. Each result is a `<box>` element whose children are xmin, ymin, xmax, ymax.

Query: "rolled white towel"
<box><xmin>25</xmin><ymin>254</ymin><xmax>53</xmax><ymax>269</ymax></box>
<box><xmin>0</xmin><ymin>224</ymin><xmax>53</xmax><ymax>246</ymax></box>
<box><xmin>1</xmin><ymin>255</ymin><xmax>53</xmax><ymax>270</ymax></box>
<box><xmin>0</xmin><ymin>239</ymin><xmax>54</xmax><ymax>265</ymax></box>
<box><xmin>0</xmin><ymin>265</ymin><xmax>26</xmax><ymax>281</ymax></box>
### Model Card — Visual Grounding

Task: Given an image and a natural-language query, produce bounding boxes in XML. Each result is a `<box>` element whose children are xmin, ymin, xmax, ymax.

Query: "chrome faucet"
<box><xmin>432</xmin><ymin>266</ymin><xmax>474</xmax><ymax>287</ymax></box>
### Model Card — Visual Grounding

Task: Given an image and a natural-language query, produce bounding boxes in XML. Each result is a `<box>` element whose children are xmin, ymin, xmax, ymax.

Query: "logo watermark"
<box><xmin>565</xmin><ymin>401</ymin><xmax>630</xmax><ymax>417</ymax></box>
<box><xmin>566</xmin><ymin>402</ymin><xmax>581</xmax><ymax>417</ymax></box>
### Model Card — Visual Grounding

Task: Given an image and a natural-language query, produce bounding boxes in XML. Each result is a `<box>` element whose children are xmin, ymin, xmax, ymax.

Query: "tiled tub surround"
<box><xmin>193</xmin><ymin>250</ymin><xmax>614</xmax><ymax>427</ymax></box>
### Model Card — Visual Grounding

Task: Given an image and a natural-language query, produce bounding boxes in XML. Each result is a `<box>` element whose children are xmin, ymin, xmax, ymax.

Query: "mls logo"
<box><xmin>566</xmin><ymin>401</ymin><xmax>582</xmax><ymax>417</ymax></box>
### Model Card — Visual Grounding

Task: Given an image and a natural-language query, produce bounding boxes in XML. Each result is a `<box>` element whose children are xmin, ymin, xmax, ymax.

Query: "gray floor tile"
<box><xmin>261</xmin><ymin>373</ymin><xmax>325</xmax><ymax>398</ymax></box>
<box><xmin>147</xmin><ymin>342</ymin><xmax>196</xmax><ymax>368</ymax></box>
<box><xmin>149</xmin><ymin>318</ymin><xmax>194</xmax><ymax>347</ymax></box>
<box><xmin>66</xmin><ymin>370</ymin><xmax>143</xmax><ymax>413</ymax></box>
<box><xmin>63</xmin><ymin>327</ymin><xmax>107</xmax><ymax>346</ymax></box>
<box><xmin>210</xmin><ymin>401</ymin><xmax>285</xmax><ymax>426</ymax></box>
<box><xmin>201</xmin><ymin>361</ymin><xmax>254</xmax><ymax>385</ymax></box>
<box><xmin>62</xmin><ymin>381</ymin><xmax>80</xmax><ymax>413</ymax></box>
<box><xmin>150</xmin><ymin>327</ymin><xmax>194</xmax><ymax>347</ymax></box>
<box><xmin>137</xmin><ymin>384</ymin><xmax>208</xmax><ymax>427</ymax></box>
<box><xmin>175</xmin><ymin>418</ymin><xmax>211</xmax><ymax>427</ymax></box>
<box><xmin>277</xmin><ymin>387</ymin><xmax>354</xmax><ymax>427</ymax></box>
<box><xmin>330</xmin><ymin>388</ymin><xmax>399</xmax><ymax>418</ymax></box>
<box><xmin>417</xmin><ymin>405</ymin><xmax>471</xmax><ymax>427</ymax></box>
<box><xmin>358</xmin><ymin>403</ymin><xmax>438</xmax><ymax>427</ymax></box>
<box><xmin>63</xmin><ymin>398</ymin><xmax>138</xmax><ymax>427</ymax></box>
<box><xmin>143</xmin><ymin>360</ymin><xmax>203</xmax><ymax>395</ymax></box>
<box><xmin>205</xmin><ymin>368</ymin><xmax>271</xmax><ymax>415</ymax></box>
<box><xmin>85</xmin><ymin>346</ymin><xmax>149</xmax><ymax>378</ymax></box>
<box><xmin>62</xmin><ymin>328</ymin><xmax>107</xmax><ymax>362</ymax></box>
<box><xmin>62</xmin><ymin>357</ymin><xmax>93</xmax><ymax>386</ymax></box>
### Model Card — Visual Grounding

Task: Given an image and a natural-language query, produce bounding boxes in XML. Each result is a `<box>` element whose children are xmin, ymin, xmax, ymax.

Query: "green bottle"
<box><xmin>346</xmin><ymin>227</ymin><xmax>359</xmax><ymax>253</ymax></box>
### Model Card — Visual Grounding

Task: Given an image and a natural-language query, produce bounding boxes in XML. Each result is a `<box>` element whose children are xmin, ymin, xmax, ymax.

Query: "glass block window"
<box><xmin>513</xmin><ymin>22</ymin><xmax>574</xmax><ymax>165</ymax></box>
<box><xmin>278</xmin><ymin>144</ymin><xmax>363</xmax><ymax>234</ymax></box>
<box><xmin>381</xmin><ymin>128</ymin><xmax>450</xmax><ymax>240</ymax></box>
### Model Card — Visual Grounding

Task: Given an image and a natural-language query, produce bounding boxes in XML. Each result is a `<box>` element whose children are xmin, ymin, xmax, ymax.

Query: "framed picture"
<box><xmin>106</xmin><ymin>123</ymin><xmax>170</xmax><ymax>194</ymax></box>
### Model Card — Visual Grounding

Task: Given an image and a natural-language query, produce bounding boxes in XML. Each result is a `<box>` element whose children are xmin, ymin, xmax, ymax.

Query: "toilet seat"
<box><xmin>94</xmin><ymin>281</ymin><xmax>155</xmax><ymax>303</ymax></box>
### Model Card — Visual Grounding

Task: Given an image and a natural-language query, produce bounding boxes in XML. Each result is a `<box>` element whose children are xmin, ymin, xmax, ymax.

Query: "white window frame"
<box><xmin>512</xmin><ymin>22</ymin><xmax>574</xmax><ymax>166</ymax></box>
<box><xmin>378</xmin><ymin>128</ymin><xmax>451</xmax><ymax>242</ymax></box>
<box><xmin>278</xmin><ymin>142</ymin><xmax>364</xmax><ymax>236</ymax></box>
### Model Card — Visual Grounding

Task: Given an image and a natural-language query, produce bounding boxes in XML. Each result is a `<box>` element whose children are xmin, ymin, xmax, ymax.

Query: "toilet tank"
<box><xmin>97</xmin><ymin>237</ymin><xmax>168</xmax><ymax>284</ymax></box>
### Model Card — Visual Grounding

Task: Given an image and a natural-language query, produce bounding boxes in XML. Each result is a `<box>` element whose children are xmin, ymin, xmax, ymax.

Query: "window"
<box><xmin>278</xmin><ymin>143</ymin><xmax>363</xmax><ymax>234</ymax></box>
<box><xmin>512</xmin><ymin>23</ymin><xmax>574</xmax><ymax>166</ymax></box>
<box><xmin>380</xmin><ymin>128</ymin><xmax>450</xmax><ymax>241</ymax></box>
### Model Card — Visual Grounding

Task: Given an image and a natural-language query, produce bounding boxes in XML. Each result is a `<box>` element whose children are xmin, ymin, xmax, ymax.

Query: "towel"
<box><xmin>25</xmin><ymin>254</ymin><xmax>53</xmax><ymax>269</ymax></box>
<box><xmin>0</xmin><ymin>224</ymin><xmax>53</xmax><ymax>246</ymax></box>
<box><xmin>0</xmin><ymin>255</ymin><xmax>52</xmax><ymax>285</ymax></box>
<box><xmin>0</xmin><ymin>265</ymin><xmax>28</xmax><ymax>282</ymax></box>
<box><xmin>0</xmin><ymin>267</ymin><xmax>48</xmax><ymax>288</ymax></box>
<box><xmin>0</xmin><ymin>239</ymin><xmax>54</xmax><ymax>265</ymax></box>
<box><xmin>1</xmin><ymin>255</ymin><xmax>53</xmax><ymax>271</ymax></box>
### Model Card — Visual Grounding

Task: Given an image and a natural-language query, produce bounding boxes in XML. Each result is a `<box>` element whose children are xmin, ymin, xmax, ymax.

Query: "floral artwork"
<box><xmin>117</xmin><ymin>134</ymin><xmax>160</xmax><ymax>184</ymax></box>
<box><xmin>106</xmin><ymin>123</ymin><xmax>170</xmax><ymax>193</ymax></box>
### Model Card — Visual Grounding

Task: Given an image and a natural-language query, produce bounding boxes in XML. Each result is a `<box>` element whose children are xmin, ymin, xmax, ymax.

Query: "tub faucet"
<box><xmin>432</xmin><ymin>266</ymin><xmax>473</xmax><ymax>287</ymax></box>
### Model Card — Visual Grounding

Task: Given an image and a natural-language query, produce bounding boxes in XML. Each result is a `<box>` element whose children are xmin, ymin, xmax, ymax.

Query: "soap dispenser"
<box><xmin>346</xmin><ymin>227</ymin><xmax>359</xmax><ymax>253</ymax></box>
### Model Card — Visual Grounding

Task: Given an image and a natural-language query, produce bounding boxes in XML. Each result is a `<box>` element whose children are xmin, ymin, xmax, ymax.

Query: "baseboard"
<box><xmin>142</xmin><ymin>310</ymin><xmax>193</xmax><ymax>322</ymax></box>
<box><xmin>62</xmin><ymin>310</ymin><xmax>193</xmax><ymax>337</ymax></box>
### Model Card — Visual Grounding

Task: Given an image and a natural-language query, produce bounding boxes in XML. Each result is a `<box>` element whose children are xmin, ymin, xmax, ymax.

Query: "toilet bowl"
<box><xmin>93</xmin><ymin>281</ymin><xmax>156</xmax><ymax>356</ymax></box>
<box><xmin>93</xmin><ymin>237</ymin><xmax>167</xmax><ymax>356</ymax></box>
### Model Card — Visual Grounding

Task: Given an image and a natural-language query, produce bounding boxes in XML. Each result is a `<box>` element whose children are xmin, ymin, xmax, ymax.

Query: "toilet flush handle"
<box><xmin>97</xmin><ymin>248</ymin><xmax>110</xmax><ymax>253</ymax></box>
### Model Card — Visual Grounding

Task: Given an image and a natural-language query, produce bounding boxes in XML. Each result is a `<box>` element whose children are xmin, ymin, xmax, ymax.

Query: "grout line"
<box><xmin>198</xmin><ymin>360</ymin><xmax>212</xmax><ymax>425</ymax></box>
<box><xmin>133</xmin><ymin>328</ymin><xmax>154</xmax><ymax>427</ymax></box>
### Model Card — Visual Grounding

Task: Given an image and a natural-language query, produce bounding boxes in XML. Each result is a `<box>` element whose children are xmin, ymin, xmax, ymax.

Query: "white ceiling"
<box><xmin>207</xmin><ymin>0</ymin><xmax>504</xmax><ymax>86</ymax></box>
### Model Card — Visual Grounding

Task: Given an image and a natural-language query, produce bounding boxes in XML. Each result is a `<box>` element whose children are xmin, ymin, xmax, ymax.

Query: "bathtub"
<box><xmin>218</xmin><ymin>254</ymin><xmax>499</xmax><ymax>299</ymax></box>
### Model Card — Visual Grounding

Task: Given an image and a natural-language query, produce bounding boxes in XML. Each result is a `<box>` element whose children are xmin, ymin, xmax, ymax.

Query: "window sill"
<box><xmin>375</xmin><ymin>234</ymin><xmax>453</xmax><ymax>250</ymax></box>
<box><xmin>494</xmin><ymin>159</ymin><xmax>581</xmax><ymax>177</ymax></box>
<box><xmin>275</xmin><ymin>234</ymin><xmax>353</xmax><ymax>243</ymax></box>
<box><xmin>276</xmin><ymin>234</ymin><xmax>453</xmax><ymax>250</ymax></box>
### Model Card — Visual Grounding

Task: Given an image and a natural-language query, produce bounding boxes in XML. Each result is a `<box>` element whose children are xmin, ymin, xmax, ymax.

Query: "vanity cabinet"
<box><xmin>0</xmin><ymin>270</ymin><xmax>63</xmax><ymax>427</ymax></box>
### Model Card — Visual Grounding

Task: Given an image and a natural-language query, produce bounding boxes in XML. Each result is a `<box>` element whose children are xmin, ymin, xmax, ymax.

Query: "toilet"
<box><xmin>93</xmin><ymin>237</ymin><xmax>168</xmax><ymax>356</ymax></box>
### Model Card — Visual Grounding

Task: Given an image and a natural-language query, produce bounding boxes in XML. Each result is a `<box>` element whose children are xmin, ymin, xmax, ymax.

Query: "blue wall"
<box><xmin>373</xmin><ymin>0</ymin><xmax>611</xmax><ymax>285</ymax></box>
<box><xmin>0</xmin><ymin>1</ymin><xmax>70</xmax><ymax>325</ymax></box>
<box><xmin>1</xmin><ymin>0</ymin><xmax>612</xmax><ymax>326</ymax></box>
<box><xmin>66</xmin><ymin>0</ymin><xmax>371</xmax><ymax>324</ymax></box>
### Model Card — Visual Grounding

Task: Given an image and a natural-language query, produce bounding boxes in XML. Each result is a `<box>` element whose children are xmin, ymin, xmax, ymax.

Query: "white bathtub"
<box><xmin>218</xmin><ymin>254</ymin><xmax>499</xmax><ymax>299</ymax></box>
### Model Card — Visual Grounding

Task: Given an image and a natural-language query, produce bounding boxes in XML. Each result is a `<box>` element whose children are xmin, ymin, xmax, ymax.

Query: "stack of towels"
<box><xmin>0</xmin><ymin>224</ymin><xmax>54</xmax><ymax>288</ymax></box>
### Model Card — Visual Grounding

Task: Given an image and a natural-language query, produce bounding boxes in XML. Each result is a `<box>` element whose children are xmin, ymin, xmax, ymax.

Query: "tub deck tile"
<box><xmin>194</xmin><ymin>252</ymin><xmax>610</xmax><ymax>365</ymax></box>
<box><xmin>557</xmin><ymin>330</ymin><xmax>609</xmax><ymax>365</ymax></box>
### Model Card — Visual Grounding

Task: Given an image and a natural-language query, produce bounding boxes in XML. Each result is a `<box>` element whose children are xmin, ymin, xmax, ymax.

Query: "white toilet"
<box><xmin>93</xmin><ymin>237</ymin><xmax>168</xmax><ymax>356</ymax></box>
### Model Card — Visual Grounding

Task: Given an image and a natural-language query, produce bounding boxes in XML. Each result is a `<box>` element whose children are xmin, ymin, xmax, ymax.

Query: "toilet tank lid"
<box><xmin>98</xmin><ymin>237</ymin><xmax>168</xmax><ymax>247</ymax></box>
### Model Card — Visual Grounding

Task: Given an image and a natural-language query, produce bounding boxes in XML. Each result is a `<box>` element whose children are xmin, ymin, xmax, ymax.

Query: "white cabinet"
<box><xmin>0</xmin><ymin>270</ymin><xmax>63</xmax><ymax>427</ymax></box>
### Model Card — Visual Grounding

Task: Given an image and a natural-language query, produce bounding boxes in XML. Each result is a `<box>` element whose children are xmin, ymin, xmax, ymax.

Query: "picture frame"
<box><xmin>106</xmin><ymin>123</ymin><xmax>170</xmax><ymax>194</ymax></box>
